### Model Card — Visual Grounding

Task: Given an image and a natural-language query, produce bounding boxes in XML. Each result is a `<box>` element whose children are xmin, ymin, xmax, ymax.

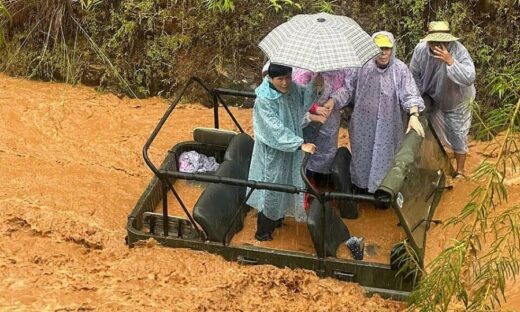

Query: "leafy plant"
<box><xmin>78</xmin><ymin>0</ymin><xmax>104</xmax><ymax>11</ymax></box>
<box><xmin>409</xmin><ymin>97</ymin><xmax>520</xmax><ymax>310</ymax></box>
<box><xmin>0</xmin><ymin>0</ymin><xmax>9</xmax><ymax>47</ymax></box>
<box><xmin>204</xmin><ymin>0</ymin><xmax>235</xmax><ymax>12</ymax></box>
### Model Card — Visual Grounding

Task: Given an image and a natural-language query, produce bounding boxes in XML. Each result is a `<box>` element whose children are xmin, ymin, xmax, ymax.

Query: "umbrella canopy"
<box><xmin>259</xmin><ymin>12</ymin><xmax>380</xmax><ymax>72</ymax></box>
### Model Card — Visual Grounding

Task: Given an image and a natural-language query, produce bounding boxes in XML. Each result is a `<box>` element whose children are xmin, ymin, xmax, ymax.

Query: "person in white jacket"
<box><xmin>410</xmin><ymin>21</ymin><xmax>476</xmax><ymax>178</ymax></box>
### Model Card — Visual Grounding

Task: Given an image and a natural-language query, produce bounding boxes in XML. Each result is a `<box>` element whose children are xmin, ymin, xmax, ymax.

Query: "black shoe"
<box><xmin>374</xmin><ymin>201</ymin><xmax>390</xmax><ymax>210</ymax></box>
<box><xmin>275</xmin><ymin>218</ymin><xmax>284</xmax><ymax>228</ymax></box>
<box><xmin>255</xmin><ymin>232</ymin><xmax>273</xmax><ymax>241</ymax></box>
<box><xmin>352</xmin><ymin>184</ymin><xmax>369</xmax><ymax>195</ymax></box>
<box><xmin>346</xmin><ymin>236</ymin><xmax>365</xmax><ymax>260</ymax></box>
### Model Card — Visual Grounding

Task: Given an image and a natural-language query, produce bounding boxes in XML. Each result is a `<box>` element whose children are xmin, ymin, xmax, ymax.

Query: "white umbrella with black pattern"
<box><xmin>259</xmin><ymin>12</ymin><xmax>380</xmax><ymax>72</ymax></box>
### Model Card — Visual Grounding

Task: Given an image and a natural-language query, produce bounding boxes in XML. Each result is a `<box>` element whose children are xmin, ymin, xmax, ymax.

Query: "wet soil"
<box><xmin>1</xmin><ymin>74</ymin><xmax>519</xmax><ymax>310</ymax></box>
<box><xmin>157</xmin><ymin>181</ymin><xmax>404</xmax><ymax>264</ymax></box>
<box><xmin>0</xmin><ymin>75</ymin><xmax>403</xmax><ymax>311</ymax></box>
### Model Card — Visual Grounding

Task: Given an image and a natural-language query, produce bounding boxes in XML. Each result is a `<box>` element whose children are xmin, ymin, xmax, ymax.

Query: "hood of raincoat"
<box><xmin>371</xmin><ymin>31</ymin><xmax>397</xmax><ymax>69</ymax></box>
<box><xmin>255</xmin><ymin>76</ymin><xmax>285</xmax><ymax>100</ymax></box>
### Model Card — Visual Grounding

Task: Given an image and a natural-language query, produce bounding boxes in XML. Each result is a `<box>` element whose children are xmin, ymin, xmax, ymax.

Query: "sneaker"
<box><xmin>346</xmin><ymin>236</ymin><xmax>365</xmax><ymax>260</ymax></box>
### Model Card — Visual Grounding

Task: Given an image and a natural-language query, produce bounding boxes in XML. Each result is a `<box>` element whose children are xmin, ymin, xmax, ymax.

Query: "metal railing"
<box><xmin>142</xmin><ymin>77</ymin><xmax>385</xmax><ymax>243</ymax></box>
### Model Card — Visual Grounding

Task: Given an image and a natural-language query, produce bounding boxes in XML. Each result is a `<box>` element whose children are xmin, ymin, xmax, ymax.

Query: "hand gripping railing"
<box><xmin>299</xmin><ymin>125</ymin><xmax>389</xmax><ymax>204</ymax></box>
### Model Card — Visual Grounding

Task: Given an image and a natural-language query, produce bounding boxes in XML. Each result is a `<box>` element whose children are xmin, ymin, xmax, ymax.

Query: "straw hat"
<box><xmin>421</xmin><ymin>21</ymin><xmax>459</xmax><ymax>42</ymax></box>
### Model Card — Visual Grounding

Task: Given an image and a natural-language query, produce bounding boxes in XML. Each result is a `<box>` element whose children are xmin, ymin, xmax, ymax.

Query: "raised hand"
<box><xmin>433</xmin><ymin>44</ymin><xmax>454</xmax><ymax>66</ymax></box>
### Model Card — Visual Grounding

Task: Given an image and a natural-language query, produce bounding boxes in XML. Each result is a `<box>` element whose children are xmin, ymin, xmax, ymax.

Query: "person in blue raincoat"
<box><xmin>348</xmin><ymin>31</ymin><xmax>425</xmax><ymax>197</ymax></box>
<box><xmin>247</xmin><ymin>63</ymin><xmax>317</xmax><ymax>241</ymax></box>
<box><xmin>409</xmin><ymin>21</ymin><xmax>476</xmax><ymax>178</ymax></box>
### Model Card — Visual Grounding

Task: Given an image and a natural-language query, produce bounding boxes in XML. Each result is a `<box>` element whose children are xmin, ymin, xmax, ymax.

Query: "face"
<box><xmin>375</xmin><ymin>47</ymin><xmax>392</xmax><ymax>68</ymax></box>
<box><xmin>271</xmin><ymin>75</ymin><xmax>292</xmax><ymax>93</ymax></box>
<box><xmin>428</xmin><ymin>41</ymin><xmax>448</xmax><ymax>53</ymax></box>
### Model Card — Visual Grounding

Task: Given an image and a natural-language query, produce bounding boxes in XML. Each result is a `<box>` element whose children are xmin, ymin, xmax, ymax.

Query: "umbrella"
<box><xmin>259</xmin><ymin>12</ymin><xmax>380</xmax><ymax>72</ymax></box>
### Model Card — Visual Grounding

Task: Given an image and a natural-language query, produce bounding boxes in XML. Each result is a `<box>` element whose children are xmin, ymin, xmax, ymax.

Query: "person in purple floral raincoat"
<box><xmin>348</xmin><ymin>31</ymin><xmax>425</xmax><ymax>196</ymax></box>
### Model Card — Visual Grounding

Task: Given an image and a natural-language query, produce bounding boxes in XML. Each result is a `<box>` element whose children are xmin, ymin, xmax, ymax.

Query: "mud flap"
<box><xmin>306</xmin><ymin>199</ymin><xmax>351</xmax><ymax>258</ymax></box>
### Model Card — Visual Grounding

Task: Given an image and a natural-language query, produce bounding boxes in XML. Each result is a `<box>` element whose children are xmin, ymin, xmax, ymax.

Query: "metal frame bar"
<box><xmin>142</xmin><ymin>78</ymin><xmax>255</xmax><ymax>238</ymax></box>
<box><xmin>126</xmin><ymin>224</ymin><xmax>415</xmax><ymax>299</ymax></box>
<box><xmin>133</xmin><ymin>78</ymin><xmax>451</xmax><ymax>298</ymax></box>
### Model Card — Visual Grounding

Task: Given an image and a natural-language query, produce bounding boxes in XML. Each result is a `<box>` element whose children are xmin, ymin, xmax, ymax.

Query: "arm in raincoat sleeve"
<box><xmin>409</xmin><ymin>45</ymin><xmax>424</xmax><ymax>94</ymax></box>
<box><xmin>446</xmin><ymin>46</ymin><xmax>476</xmax><ymax>87</ymax></box>
<box><xmin>398</xmin><ymin>65</ymin><xmax>425</xmax><ymax>112</ymax></box>
<box><xmin>254</xmin><ymin>98</ymin><xmax>304</xmax><ymax>152</ymax></box>
<box><xmin>299</xmin><ymin>80</ymin><xmax>316</xmax><ymax>111</ymax></box>
<box><xmin>329</xmin><ymin>69</ymin><xmax>358</xmax><ymax>110</ymax></box>
<box><xmin>333</xmin><ymin>68</ymin><xmax>358</xmax><ymax>108</ymax></box>
<box><xmin>301</xmin><ymin>112</ymin><xmax>312</xmax><ymax>129</ymax></box>
<box><xmin>293</xmin><ymin>68</ymin><xmax>316</xmax><ymax>86</ymax></box>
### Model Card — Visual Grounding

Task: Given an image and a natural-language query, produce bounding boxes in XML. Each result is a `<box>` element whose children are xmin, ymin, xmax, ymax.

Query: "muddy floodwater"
<box><xmin>159</xmin><ymin>181</ymin><xmax>404</xmax><ymax>264</ymax></box>
<box><xmin>1</xmin><ymin>74</ymin><xmax>519</xmax><ymax>311</ymax></box>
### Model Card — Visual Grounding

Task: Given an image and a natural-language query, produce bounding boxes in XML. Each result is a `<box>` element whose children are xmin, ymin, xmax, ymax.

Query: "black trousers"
<box><xmin>255</xmin><ymin>212</ymin><xmax>283</xmax><ymax>241</ymax></box>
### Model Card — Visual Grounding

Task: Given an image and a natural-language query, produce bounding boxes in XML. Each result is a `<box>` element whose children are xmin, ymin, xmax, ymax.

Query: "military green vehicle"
<box><xmin>126</xmin><ymin>77</ymin><xmax>453</xmax><ymax>299</ymax></box>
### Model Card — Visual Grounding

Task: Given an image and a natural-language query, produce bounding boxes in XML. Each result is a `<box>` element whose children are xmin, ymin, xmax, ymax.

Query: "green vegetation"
<box><xmin>409</xmin><ymin>98</ymin><xmax>520</xmax><ymax>310</ymax></box>
<box><xmin>0</xmin><ymin>0</ymin><xmax>518</xmax><ymax>107</ymax></box>
<box><xmin>0</xmin><ymin>1</ymin><xmax>519</xmax><ymax>309</ymax></box>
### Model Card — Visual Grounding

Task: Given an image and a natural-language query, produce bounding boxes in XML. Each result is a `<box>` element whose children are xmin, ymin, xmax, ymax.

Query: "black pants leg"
<box><xmin>255</xmin><ymin>211</ymin><xmax>277</xmax><ymax>241</ymax></box>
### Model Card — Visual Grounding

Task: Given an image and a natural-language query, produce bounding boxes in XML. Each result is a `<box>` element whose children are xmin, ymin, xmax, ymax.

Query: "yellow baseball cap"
<box><xmin>373</xmin><ymin>34</ymin><xmax>393</xmax><ymax>48</ymax></box>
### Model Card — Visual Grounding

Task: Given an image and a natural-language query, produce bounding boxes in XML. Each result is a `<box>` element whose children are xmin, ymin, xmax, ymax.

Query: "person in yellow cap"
<box><xmin>345</xmin><ymin>31</ymin><xmax>425</xmax><ymax>201</ymax></box>
<box><xmin>410</xmin><ymin>21</ymin><xmax>476</xmax><ymax>178</ymax></box>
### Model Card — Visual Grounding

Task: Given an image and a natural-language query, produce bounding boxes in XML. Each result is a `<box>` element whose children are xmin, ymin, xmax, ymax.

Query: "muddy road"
<box><xmin>0</xmin><ymin>74</ymin><xmax>518</xmax><ymax>311</ymax></box>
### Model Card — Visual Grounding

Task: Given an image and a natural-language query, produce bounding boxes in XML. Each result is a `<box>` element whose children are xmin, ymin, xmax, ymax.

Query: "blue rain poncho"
<box><xmin>409</xmin><ymin>41</ymin><xmax>476</xmax><ymax>153</ymax></box>
<box><xmin>348</xmin><ymin>31</ymin><xmax>425</xmax><ymax>193</ymax></box>
<box><xmin>247</xmin><ymin>77</ymin><xmax>315</xmax><ymax>222</ymax></box>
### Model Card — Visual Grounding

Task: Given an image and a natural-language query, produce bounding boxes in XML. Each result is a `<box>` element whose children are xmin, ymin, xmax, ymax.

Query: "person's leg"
<box><xmin>313</xmin><ymin>172</ymin><xmax>332</xmax><ymax>188</ymax></box>
<box><xmin>304</xmin><ymin>169</ymin><xmax>317</xmax><ymax>210</ymax></box>
<box><xmin>255</xmin><ymin>211</ymin><xmax>276</xmax><ymax>241</ymax></box>
<box><xmin>454</xmin><ymin>152</ymin><xmax>467</xmax><ymax>176</ymax></box>
<box><xmin>446</xmin><ymin>104</ymin><xmax>472</xmax><ymax>177</ymax></box>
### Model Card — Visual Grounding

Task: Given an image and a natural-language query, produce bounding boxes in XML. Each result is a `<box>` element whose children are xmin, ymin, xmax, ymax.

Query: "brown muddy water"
<box><xmin>158</xmin><ymin>181</ymin><xmax>404</xmax><ymax>264</ymax></box>
<box><xmin>0</xmin><ymin>74</ymin><xmax>519</xmax><ymax>311</ymax></box>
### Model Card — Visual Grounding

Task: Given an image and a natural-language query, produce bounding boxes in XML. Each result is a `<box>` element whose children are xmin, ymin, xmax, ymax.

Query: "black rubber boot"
<box><xmin>255</xmin><ymin>212</ymin><xmax>275</xmax><ymax>241</ymax></box>
<box><xmin>374</xmin><ymin>201</ymin><xmax>390</xmax><ymax>210</ymax></box>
